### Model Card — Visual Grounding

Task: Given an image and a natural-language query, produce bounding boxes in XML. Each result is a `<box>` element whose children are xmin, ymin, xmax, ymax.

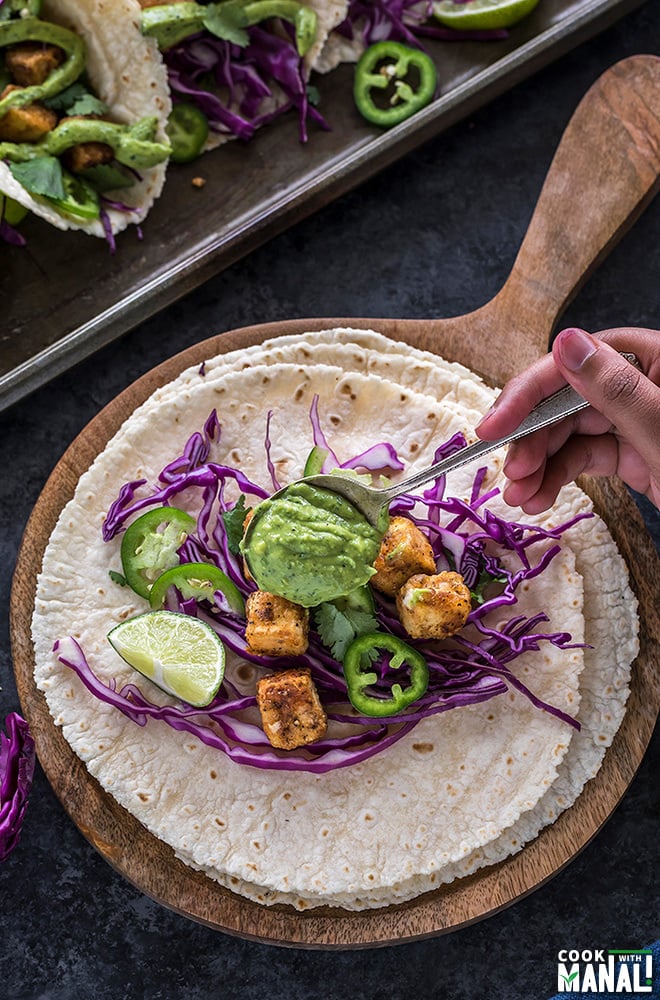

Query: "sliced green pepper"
<box><xmin>333</xmin><ymin>584</ymin><xmax>375</xmax><ymax>616</ymax></box>
<box><xmin>166</xmin><ymin>102</ymin><xmax>209</xmax><ymax>164</ymax></box>
<box><xmin>0</xmin><ymin>193</ymin><xmax>28</xmax><ymax>226</ymax></box>
<box><xmin>302</xmin><ymin>445</ymin><xmax>328</xmax><ymax>478</ymax></box>
<box><xmin>120</xmin><ymin>507</ymin><xmax>197</xmax><ymax>600</ymax></box>
<box><xmin>0</xmin><ymin>0</ymin><xmax>43</xmax><ymax>18</ymax></box>
<box><xmin>353</xmin><ymin>41</ymin><xmax>437</xmax><ymax>129</ymax></box>
<box><xmin>46</xmin><ymin>169</ymin><xmax>99</xmax><ymax>220</ymax></box>
<box><xmin>149</xmin><ymin>561</ymin><xmax>245</xmax><ymax>614</ymax></box>
<box><xmin>342</xmin><ymin>632</ymin><xmax>429</xmax><ymax>717</ymax></box>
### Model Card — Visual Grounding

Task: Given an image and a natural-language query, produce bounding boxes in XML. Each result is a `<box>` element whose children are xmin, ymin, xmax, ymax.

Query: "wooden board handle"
<box><xmin>499</xmin><ymin>54</ymin><xmax>660</xmax><ymax>353</ymax></box>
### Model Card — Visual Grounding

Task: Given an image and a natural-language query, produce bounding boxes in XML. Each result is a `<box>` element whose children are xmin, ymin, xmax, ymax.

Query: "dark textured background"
<box><xmin>1</xmin><ymin>3</ymin><xmax>658</xmax><ymax>997</ymax></box>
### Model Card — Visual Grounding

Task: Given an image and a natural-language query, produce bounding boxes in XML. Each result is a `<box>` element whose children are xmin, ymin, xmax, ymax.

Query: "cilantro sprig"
<box><xmin>314</xmin><ymin>602</ymin><xmax>379</xmax><ymax>663</ymax></box>
<box><xmin>222</xmin><ymin>495</ymin><xmax>252</xmax><ymax>555</ymax></box>
<box><xmin>44</xmin><ymin>82</ymin><xmax>109</xmax><ymax>116</ymax></box>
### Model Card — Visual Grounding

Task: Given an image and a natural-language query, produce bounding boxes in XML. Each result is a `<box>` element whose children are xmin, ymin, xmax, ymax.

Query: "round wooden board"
<box><xmin>10</xmin><ymin>317</ymin><xmax>660</xmax><ymax>948</ymax></box>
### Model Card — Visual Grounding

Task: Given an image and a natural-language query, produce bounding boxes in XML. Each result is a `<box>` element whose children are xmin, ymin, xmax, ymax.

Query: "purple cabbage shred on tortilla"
<box><xmin>0</xmin><ymin>713</ymin><xmax>36</xmax><ymax>862</ymax></box>
<box><xmin>58</xmin><ymin>397</ymin><xmax>590</xmax><ymax>772</ymax></box>
<box><xmin>164</xmin><ymin>25</ymin><xmax>329</xmax><ymax>145</ymax></box>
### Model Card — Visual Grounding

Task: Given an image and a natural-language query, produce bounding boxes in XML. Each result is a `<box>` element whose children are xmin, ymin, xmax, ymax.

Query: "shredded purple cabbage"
<box><xmin>164</xmin><ymin>24</ymin><xmax>328</xmax><ymax>145</ymax></box>
<box><xmin>0</xmin><ymin>186</ymin><xmax>27</xmax><ymax>247</ymax></box>
<box><xmin>0</xmin><ymin>713</ymin><xmax>35</xmax><ymax>862</ymax></box>
<box><xmin>338</xmin><ymin>0</ymin><xmax>508</xmax><ymax>48</ymax></box>
<box><xmin>57</xmin><ymin>393</ymin><xmax>590</xmax><ymax>773</ymax></box>
<box><xmin>0</xmin><ymin>215</ymin><xmax>26</xmax><ymax>247</ymax></box>
<box><xmin>98</xmin><ymin>206</ymin><xmax>117</xmax><ymax>255</ymax></box>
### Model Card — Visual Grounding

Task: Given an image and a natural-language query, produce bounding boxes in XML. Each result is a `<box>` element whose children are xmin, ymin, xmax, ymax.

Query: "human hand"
<box><xmin>475</xmin><ymin>327</ymin><xmax>660</xmax><ymax>512</ymax></box>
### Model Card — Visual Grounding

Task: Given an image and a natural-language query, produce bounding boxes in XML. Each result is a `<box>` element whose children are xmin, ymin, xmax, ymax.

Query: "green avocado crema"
<box><xmin>0</xmin><ymin>18</ymin><xmax>86</xmax><ymax>114</ymax></box>
<box><xmin>0</xmin><ymin>19</ymin><xmax>171</xmax><ymax>168</ymax></box>
<box><xmin>0</xmin><ymin>117</ymin><xmax>171</xmax><ymax>168</ymax></box>
<box><xmin>240</xmin><ymin>482</ymin><xmax>384</xmax><ymax>607</ymax></box>
<box><xmin>141</xmin><ymin>0</ymin><xmax>317</xmax><ymax>58</ymax></box>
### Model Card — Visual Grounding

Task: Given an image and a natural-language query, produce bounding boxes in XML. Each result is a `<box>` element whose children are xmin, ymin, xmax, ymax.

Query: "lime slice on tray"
<box><xmin>433</xmin><ymin>0</ymin><xmax>540</xmax><ymax>30</ymax></box>
<box><xmin>108</xmin><ymin>610</ymin><xmax>225</xmax><ymax>707</ymax></box>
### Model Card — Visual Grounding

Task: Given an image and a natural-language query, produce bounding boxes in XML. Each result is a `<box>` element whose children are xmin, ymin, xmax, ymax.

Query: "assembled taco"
<box><xmin>0</xmin><ymin>0</ymin><xmax>171</xmax><ymax>240</ymax></box>
<box><xmin>31</xmin><ymin>332</ymin><xmax>637</xmax><ymax>910</ymax></box>
<box><xmin>138</xmin><ymin>0</ymin><xmax>348</xmax><ymax>156</ymax></box>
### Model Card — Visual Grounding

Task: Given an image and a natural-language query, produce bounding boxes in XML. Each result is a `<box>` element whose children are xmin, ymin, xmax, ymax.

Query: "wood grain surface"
<box><xmin>10</xmin><ymin>55</ymin><xmax>660</xmax><ymax>948</ymax></box>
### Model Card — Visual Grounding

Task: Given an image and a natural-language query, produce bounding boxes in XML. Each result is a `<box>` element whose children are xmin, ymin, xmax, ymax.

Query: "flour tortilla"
<box><xmin>136</xmin><ymin>329</ymin><xmax>637</xmax><ymax>908</ymax></box>
<box><xmin>31</xmin><ymin>341</ymin><xmax>636</xmax><ymax>910</ymax></box>
<box><xmin>145</xmin><ymin>327</ymin><xmax>496</xmax><ymax>417</ymax></box>
<box><xmin>0</xmin><ymin>0</ymin><xmax>171</xmax><ymax>237</ymax></box>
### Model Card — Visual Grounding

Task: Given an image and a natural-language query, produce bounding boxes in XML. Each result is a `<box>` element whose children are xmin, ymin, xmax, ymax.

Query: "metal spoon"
<box><xmin>245</xmin><ymin>352</ymin><xmax>641</xmax><ymax>530</ymax></box>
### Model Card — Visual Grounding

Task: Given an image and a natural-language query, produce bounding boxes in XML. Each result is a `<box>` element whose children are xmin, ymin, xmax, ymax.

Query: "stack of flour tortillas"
<box><xmin>31</xmin><ymin>329</ymin><xmax>638</xmax><ymax>910</ymax></box>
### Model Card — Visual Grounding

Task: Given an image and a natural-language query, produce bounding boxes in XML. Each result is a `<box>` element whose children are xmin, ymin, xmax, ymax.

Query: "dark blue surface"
<box><xmin>1</xmin><ymin>3</ymin><xmax>658</xmax><ymax>997</ymax></box>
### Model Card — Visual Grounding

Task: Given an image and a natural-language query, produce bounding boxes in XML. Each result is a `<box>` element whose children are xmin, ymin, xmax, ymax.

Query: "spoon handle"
<box><xmin>380</xmin><ymin>352</ymin><xmax>641</xmax><ymax>503</ymax></box>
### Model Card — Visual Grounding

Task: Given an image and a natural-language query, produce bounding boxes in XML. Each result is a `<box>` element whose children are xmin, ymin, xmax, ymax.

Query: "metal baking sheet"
<box><xmin>0</xmin><ymin>0</ymin><xmax>646</xmax><ymax>412</ymax></box>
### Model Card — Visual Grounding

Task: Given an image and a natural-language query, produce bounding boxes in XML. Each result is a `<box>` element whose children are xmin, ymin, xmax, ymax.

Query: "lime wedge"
<box><xmin>108</xmin><ymin>610</ymin><xmax>225</xmax><ymax>707</ymax></box>
<box><xmin>433</xmin><ymin>0</ymin><xmax>540</xmax><ymax>30</ymax></box>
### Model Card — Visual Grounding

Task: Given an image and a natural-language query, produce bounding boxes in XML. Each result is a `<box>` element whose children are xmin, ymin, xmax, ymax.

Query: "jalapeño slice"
<box><xmin>149</xmin><ymin>561</ymin><xmax>245</xmax><ymax>614</ymax></box>
<box><xmin>343</xmin><ymin>633</ymin><xmax>429</xmax><ymax>717</ymax></box>
<box><xmin>166</xmin><ymin>102</ymin><xmax>209</xmax><ymax>164</ymax></box>
<box><xmin>354</xmin><ymin>41</ymin><xmax>437</xmax><ymax>128</ymax></box>
<box><xmin>120</xmin><ymin>506</ymin><xmax>196</xmax><ymax>600</ymax></box>
<box><xmin>46</xmin><ymin>171</ymin><xmax>100</xmax><ymax>220</ymax></box>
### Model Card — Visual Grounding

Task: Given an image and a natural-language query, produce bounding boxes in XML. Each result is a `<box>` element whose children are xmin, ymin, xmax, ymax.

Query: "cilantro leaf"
<box><xmin>109</xmin><ymin>570</ymin><xmax>127</xmax><ymax>587</ymax></box>
<box><xmin>314</xmin><ymin>603</ymin><xmax>379</xmax><ymax>663</ymax></box>
<box><xmin>203</xmin><ymin>2</ymin><xmax>249</xmax><ymax>46</ymax></box>
<box><xmin>44</xmin><ymin>82</ymin><xmax>109</xmax><ymax>116</ymax></box>
<box><xmin>470</xmin><ymin>568</ymin><xmax>506</xmax><ymax>605</ymax></box>
<box><xmin>222</xmin><ymin>495</ymin><xmax>251</xmax><ymax>555</ymax></box>
<box><xmin>9</xmin><ymin>157</ymin><xmax>64</xmax><ymax>200</ymax></box>
<box><xmin>78</xmin><ymin>163</ymin><xmax>135</xmax><ymax>193</ymax></box>
<box><xmin>67</xmin><ymin>93</ymin><xmax>110</xmax><ymax>117</ymax></box>
<box><xmin>306</xmin><ymin>84</ymin><xmax>321</xmax><ymax>107</ymax></box>
<box><xmin>43</xmin><ymin>82</ymin><xmax>87</xmax><ymax>111</ymax></box>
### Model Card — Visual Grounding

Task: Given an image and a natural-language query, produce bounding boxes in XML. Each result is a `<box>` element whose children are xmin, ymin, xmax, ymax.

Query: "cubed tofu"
<box><xmin>64</xmin><ymin>140</ymin><xmax>114</xmax><ymax>173</ymax></box>
<box><xmin>256</xmin><ymin>667</ymin><xmax>327</xmax><ymax>750</ymax></box>
<box><xmin>370</xmin><ymin>515</ymin><xmax>436</xmax><ymax>596</ymax></box>
<box><xmin>396</xmin><ymin>572</ymin><xmax>472</xmax><ymax>640</ymax></box>
<box><xmin>0</xmin><ymin>86</ymin><xmax>58</xmax><ymax>142</ymax></box>
<box><xmin>5</xmin><ymin>42</ymin><xmax>64</xmax><ymax>87</ymax></box>
<box><xmin>245</xmin><ymin>590</ymin><xmax>309</xmax><ymax>656</ymax></box>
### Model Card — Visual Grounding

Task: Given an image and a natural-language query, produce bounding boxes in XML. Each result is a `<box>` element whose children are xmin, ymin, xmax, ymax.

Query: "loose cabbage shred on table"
<box><xmin>0</xmin><ymin>713</ymin><xmax>35</xmax><ymax>862</ymax></box>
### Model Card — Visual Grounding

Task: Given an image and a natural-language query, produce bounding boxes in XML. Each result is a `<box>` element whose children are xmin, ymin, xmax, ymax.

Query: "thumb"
<box><xmin>552</xmin><ymin>327</ymin><xmax>660</xmax><ymax>459</ymax></box>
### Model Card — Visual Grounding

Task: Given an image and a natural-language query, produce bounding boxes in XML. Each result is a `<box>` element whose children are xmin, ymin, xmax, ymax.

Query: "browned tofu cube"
<box><xmin>245</xmin><ymin>590</ymin><xmax>309</xmax><ymax>656</ymax></box>
<box><xmin>256</xmin><ymin>667</ymin><xmax>327</xmax><ymax>750</ymax></box>
<box><xmin>0</xmin><ymin>86</ymin><xmax>58</xmax><ymax>142</ymax></box>
<box><xmin>5</xmin><ymin>42</ymin><xmax>64</xmax><ymax>87</ymax></box>
<box><xmin>370</xmin><ymin>516</ymin><xmax>436</xmax><ymax>596</ymax></box>
<box><xmin>64</xmin><ymin>140</ymin><xmax>114</xmax><ymax>173</ymax></box>
<box><xmin>396</xmin><ymin>572</ymin><xmax>472</xmax><ymax>640</ymax></box>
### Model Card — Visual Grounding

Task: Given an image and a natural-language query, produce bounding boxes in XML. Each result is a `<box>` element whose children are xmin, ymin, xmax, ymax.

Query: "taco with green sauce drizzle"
<box><xmin>0</xmin><ymin>0</ymin><xmax>171</xmax><ymax>242</ymax></box>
